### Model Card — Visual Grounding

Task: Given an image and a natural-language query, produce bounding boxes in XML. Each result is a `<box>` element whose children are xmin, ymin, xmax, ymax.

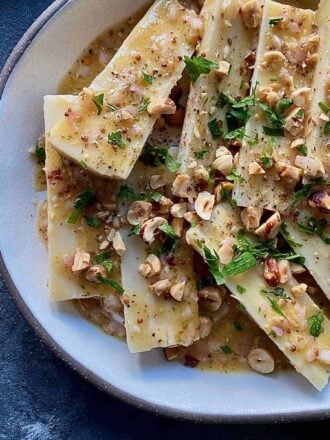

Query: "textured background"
<box><xmin>0</xmin><ymin>1</ymin><xmax>329</xmax><ymax>438</ymax></box>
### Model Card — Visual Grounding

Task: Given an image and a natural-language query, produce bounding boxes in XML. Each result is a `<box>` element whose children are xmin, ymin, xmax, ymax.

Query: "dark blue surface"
<box><xmin>0</xmin><ymin>1</ymin><xmax>329</xmax><ymax>438</ymax></box>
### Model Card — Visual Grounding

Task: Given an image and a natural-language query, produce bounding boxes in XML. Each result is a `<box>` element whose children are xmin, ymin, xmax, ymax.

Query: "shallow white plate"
<box><xmin>0</xmin><ymin>0</ymin><xmax>329</xmax><ymax>422</ymax></box>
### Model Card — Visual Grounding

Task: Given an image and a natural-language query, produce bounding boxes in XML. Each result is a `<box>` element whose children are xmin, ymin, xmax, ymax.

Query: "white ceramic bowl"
<box><xmin>0</xmin><ymin>0</ymin><xmax>329</xmax><ymax>422</ymax></box>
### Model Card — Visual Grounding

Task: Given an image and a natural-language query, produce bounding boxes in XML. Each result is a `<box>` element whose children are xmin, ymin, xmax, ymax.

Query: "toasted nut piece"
<box><xmin>85</xmin><ymin>265</ymin><xmax>107</xmax><ymax>282</ymax></box>
<box><xmin>141</xmin><ymin>217</ymin><xmax>167</xmax><ymax>244</ymax></box>
<box><xmin>172</xmin><ymin>174</ymin><xmax>196</xmax><ymax>201</ymax></box>
<box><xmin>63</xmin><ymin>254</ymin><xmax>74</xmax><ymax>268</ymax></box>
<box><xmin>278</xmin><ymin>67</ymin><xmax>294</xmax><ymax>91</ymax></box>
<box><xmin>193</xmin><ymin>166</ymin><xmax>209</xmax><ymax>184</ymax></box>
<box><xmin>212</xmin><ymin>155</ymin><xmax>233</xmax><ymax>176</ymax></box>
<box><xmin>306</xmin><ymin>346</ymin><xmax>319</xmax><ymax>363</ymax></box>
<box><xmin>145</xmin><ymin>254</ymin><xmax>161</xmax><ymax>277</ymax></box>
<box><xmin>216</xmin><ymin>146</ymin><xmax>231</xmax><ymax>157</ymax></box>
<box><xmin>183</xmin><ymin>211</ymin><xmax>199</xmax><ymax>224</ymax></box>
<box><xmin>248</xmin><ymin>348</ymin><xmax>275</xmax><ymax>374</ymax></box>
<box><xmin>249</xmin><ymin>161</ymin><xmax>265</xmax><ymax>175</ymax></box>
<box><xmin>290</xmin><ymin>138</ymin><xmax>305</xmax><ymax>150</ymax></box>
<box><xmin>138</xmin><ymin>263</ymin><xmax>152</xmax><ymax>278</ymax></box>
<box><xmin>241</xmin><ymin>206</ymin><xmax>263</xmax><ymax>230</ymax></box>
<box><xmin>214</xmin><ymin>181</ymin><xmax>234</xmax><ymax>203</ymax></box>
<box><xmin>318</xmin><ymin>349</ymin><xmax>330</xmax><ymax>365</ymax></box>
<box><xmin>170</xmin><ymin>280</ymin><xmax>186</xmax><ymax>302</ymax></box>
<box><xmin>215</xmin><ymin>60</ymin><xmax>231</xmax><ymax>78</ymax></box>
<box><xmin>284</xmin><ymin>107</ymin><xmax>304</xmax><ymax>136</ymax></box>
<box><xmin>164</xmin><ymin>347</ymin><xmax>180</xmax><ymax>361</ymax></box>
<box><xmin>240</xmin><ymin>0</ymin><xmax>262</xmax><ymax>28</ymax></box>
<box><xmin>255</xmin><ymin>212</ymin><xmax>281</xmax><ymax>239</ymax></box>
<box><xmin>309</xmin><ymin>190</ymin><xmax>330</xmax><ymax>212</ymax></box>
<box><xmin>219</xmin><ymin>239</ymin><xmax>234</xmax><ymax>264</ymax></box>
<box><xmin>199</xmin><ymin>316</ymin><xmax>212</xmax><ymax>339</ymax></box>
<box><xmin>113</xmin><ymin>231</ymin><xmax>126</xmax><ymax>256</ymax></box>
<box><xmin>195</xmin><ymin>191</ymin><xmax>215</xmax><ymax>220</ymax></box>
<box><xmin>295</xmin><ymin>156</ymin><xmax>326</xmax><ymax>178</ymax></box>
<box><xmin>147</xmin><ymin>97</ymin><xmax>176</xmax><ymax>116</ymax></box>
<box><xmin>72</xmin><ymin>249</ymin><xmax>90</xmax><ymax>273</ymax></box>
<box><xmin>171</xmin><ymin>202</ymin><xmax>188</xmax><ymax>218</ymax></box>
<box><xmin>292</xmin><ymin>87</ymin><xmax>311</xmax><ymax>109</ymax></box>
<box><xmin>150</xmin><ymin>174</ymin><xmax>167</xmax><ymax>189</ymax></box>
<box><xmin>149</xmin><ymin>279</ymin><xmax>171</xmax><ymax>296</ymax></box>
<box><xmin>307</xmin><ymin>52</ymin><xmax>319</xmax><ymax>67</ymax></box>
<box><xmin>172</xmin><ymin>218</ymin><xmax>184</xmax><ymax>237</ymax></box>
<box><xmin>127</xmin><ymin>201</ymin><xmax>152</xmax><ymax>226</ymax></box>
<box><xmin>262</xmin><ymin>50</ymin><xmax>286</xmax><ymax>66</ymax></box>
<box><xmin>276</xmin><ymin>161</ymin><xmax>302</xmax><ymax>184</ymax></box>
<box><xmin>198</xmin><ymin>286</ymin><xmax>223</xmax><ymax>312</ymax></box>
<box><xmin>264</xmin><ymin>258</ymin><xmax>280</xmax><ymax>287</ymax></box>
<box><xmin>258</xmin><ymin>86</ymin><xmax>280</xmax><ymax>106</ymax></box>
<box><xmin>158</xmin><ymin>196</ymin><xmax>174</xmax><ymax>214</ymax></box>
<box><xmin>278</xmin><ymin>260</ymin><xmax>291</xmax><ymax>284</ymax></box>
<box><xmin>290</xmin><ymin>263</ymin><xmax>306</xmax><ymax>274</ymax></box>
<box><xmin>291</xmin><ymin>283</ymin><xmax>307</xmax><ymax>298</ymax></box>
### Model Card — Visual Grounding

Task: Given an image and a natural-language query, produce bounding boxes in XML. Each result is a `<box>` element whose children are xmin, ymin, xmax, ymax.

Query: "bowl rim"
<box><xmin>0</xmin><ymin>0</ymin><xmax>329</xmax><ymax>423</ymax></box>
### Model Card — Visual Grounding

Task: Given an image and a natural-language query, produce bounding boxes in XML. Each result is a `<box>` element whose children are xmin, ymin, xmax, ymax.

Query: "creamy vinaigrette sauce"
<box><xmin>41</xmin><ymin>0</ymin><xmax>325</xmax><ymax>374</ymax></box>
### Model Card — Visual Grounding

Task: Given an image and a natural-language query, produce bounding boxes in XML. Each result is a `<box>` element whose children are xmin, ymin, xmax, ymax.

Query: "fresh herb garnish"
<box><xmin>194</xmin><ymin>149</ymin><xmax>209</xmax><ymax>159</ymax></box>
<box><xmin>95</xmin><ymin>251</ymin><xmax>112</xmax><ymax>264</ymax></box>
<box><xmin>184</xmin><ymin>56</ymin><xmax>219</xmax><ymax>83</ymax></box>
<box><xmin>108</xmin><ymin>131</ymin><xmax>126</xmax><ymax>148</ymax></box>
<box><xmin>84</xmin><ymin>216</ymin><xmax>102</xmax><ymax>228</ymax></box>
<box><xmin>247</xmin><ymin>130</ymin><xmax>258</xmax><ymax>147</ymax></box>
<box><xmin>259</xmin><ymin>102</ymin><xmax>284</xmax><ymax>128</ymax></box>
<box><xmin>261</xmin><ymin>287</ymin><xmax>290</xmax><ymax>300</ymax></box>
<box><xmin>142</xmin><ymin>71</ymin><xmax>153</xmax><ymax>84</ymax></box>
<box><xmin>220</xmin><ymin>345</ymin><xmax>234</xmax><ymax>355</ymax></box>
<box><xmin>128</xmin><ymin>224</ymin><xmax>141</xmax><ymax>237</ymax></box>
<box><xmin>269</xmin><ymin>17</ymin><xmax>283</xmax><ymax>27</ymax></box>
<box><xmin>318</xmin><ymin>101</ymin><xmax>330</xmax><ymax>114</ymax></box>
<box><xmin>308</xmin><ymin>311</ymin><xmax>325</xmax><ymax>337</ymax></box>
<box><xmin>297</xmin><ymin>217</ymin><xmax>330</xmax><ymax>244</ymax></box>
<box><xmin>290</xmin><ymin>184</ymin><xmax>313</xmax><ymax>208</ymax></box>
<box><xmin>222</xmin><ymin>252</ymin><xmax>257</xmax><ymax>277</ymax></box>
<box><xmin>281</xmin><ymin>223</ymin><xmax>302</xmax><ymax>248</ymax></box>
<box><xmin>208</xmin><ymin>118</ymin><xmax>223</xmax><ymax>140</ymax></box>
<box><xmin>267</xmin><ymin>297</ymin><xmax>287</xmax><ymax>318</ymax></box>
<box><xmin>67</xmin><ymin>190</ymin><xmax>97</xmax><ymax>224</ymax></box>
<box><xmin>159</xmin><ymin>224</ymin><xmax>176</xmax><ymax>239</ymax></box>
<box><xmin>233</xmin><ymin>322</ymin><xmax>243</xmax><ymax>332</ymax></box>
<box><xmin>98</xmin><ymin>276</ymin><xmax>124</xmax><ymax>295</ymax></box>
<box><xmin>297</xmin><ymin>143</ymin><xmax>307</xmax><ymax>156</ymax></box>
<box><xmin>117</xmin><ymin>185</ymin><xmax>161</xmax><ymax>203</ymax></box>
<box><xmin>276</xmin><ymin>98</ymin><xmax>293</xmax><ymax>117</ymax></box>
<box><xmin>260</xmin><ymin>153</ymin><xmax>273</xmax><ymax>168</ymax></box>
<box><xmin>224</xmin><ymin>126</ymin><xmax>245</xmax><ymax>141</ymax></box>
<box><xmin>93</xmin><ymin>93</ymin><xmax>104</xmax><ymax>115</ymax></box>
<box><xmin>35</xmin><ymin>143</ymin><xmax>46</xmax><ymax>164</ymax></box>
<box><xmin>139</xmin><ymin>144</ymin><xmax>179</xmax><ymax>172</ymax></box>
<box><xmin>324</xmin><ymin>121</ymin><xmax>330</xmax><ymax>135</ymax></box>
<box><xmin>237</xmin><ymin>285</ymin><xmax>246</xmax><ymax>294</ymax></box>
<box><xmin>107</xmin><ymin>103</ymin><xmax>119</xmax><ymax>112</ymax></box>
<box><xmin>227</xmin><ymin>169</ymin><xmax>245</xmax><ymax>184</ymax></box>
<box><xmin>138</xmin><ymin>97</ymin><xmax>151</xmax><ymax>113</ymax></box>
<box><xmin>197</xmin><ymin>241</ymin><xmax>224</xmax><ymax>285</ymax></box>
<box><xmin>263</xmin><ymin>126</ymin><xmax>284</xmax><ymax>137</ymax></box>
<box><xmin>79</xmin><ymin>160</ymin><xmax>88</xmax><ymax>169</ymax></box>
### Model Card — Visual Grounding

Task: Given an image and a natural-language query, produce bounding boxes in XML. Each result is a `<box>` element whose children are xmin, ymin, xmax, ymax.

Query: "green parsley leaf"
<box><xmin>197</xmin><ymin>242</ymin><xmax>224</xmax><ymax>286</ymax></box>
<box><xmin>128</xmin><ymin>225</ymin><xmax>141</xmax><ymax>237</ymax></box>
<box><xmin>35</xmin><ymin>144</ymin><xmax>46</xmax><ymax>164</ymax></box>
<box><xmin>318</xmin><ymin>101</ymin><xmax>330</xmax><ymax>114</ymax></box>
<box><xmin>324</xmin><ymin>121</ymin><xmax>330</xmax><ymax>134</ymax></box>
<box><xmin>165</xmin><ymin>154</ymin><xmax>180</xmax><ymax>173</ymax></box>
<box><xmin>237</xmin><ymin>303</ymin><xmax>247</xmax><ymax>311</ymax></box>
<box><xmin>222</xmin><ymin>252</ymin><xmax>257</xmax><ymax>277</ymax></box>
<box><xmin>94</xmin><ymin>251</ymin><xmax>112</xmax><ymax>264</ymax></box>
<box><xmin>184</xmin><ymin>56</ymin><xmax>219</xmax><ymax>83</ymax></box>
<box><xmin>261</xmin><ymin>287</ymin><xmax>290</xmax><ymax>300</ymax></box>
<box><xmin>108</xmin><ymin>131</ymin><xmax>126</xmax><ymax>148</ymax></box>
<box><xmin>139</xmin><ymin>144</ymin><xmax>179</xmax><ymax>173</ymax></box>
<box><xmin>269</xmin><ymin>17</ymin><xmax>283</xmax><ymax>27</ymax></box>
<box><xmin>159</xmin><ymin>224</ymin><xmax>176</xmax><ymax>239</ymax></box>
<box><xmin>267</xmin><ymin>296</ymin><xmax>287</xmax><ymax>318</ymax></box>
<box><xmin>233</xmin><ymin>322</ymin><xmax>243</xmax><ymax>332</ymax></box>
<box><xmin>308</xmin><ymin>311</ymin><xmax>325</xmax><ymax>337</ymax></box>
<box><xmin>247</xmin><ymin>131</ymin><xmax>258</xmax><ymax>147</ymax></box>
<box><xmin>84</xmin><ymin>216</ymin><xmax>102</xmax><ymax>228</ymax></box>
<box><xmin>194</xmin><ymin>149</ymin><xmax>209</xmax><ymax>159</ymax></box>
<box><xmin>220</xmin><ymin>345</ymin><xmax>234</xmax><ymax>355</ymax></box>
<box><xmin>142</xmin><ymin>71</ymin><xmax>153</xmax><ymax>84</ymax></box>
<box><xmin>67</xmin><ymin>190</ymin><xmax>97</xmax><ymax>224</ymax></box>
<box><xmin>93</xmin><ymin>93</ymin><xmax>104</xmax><ymax>115</ymax></box>
<box><xmin>263</xmin><ymin>126</ymin><xmax>284</xmax><ymax>137</ymax></box>
<box><xmin>297</xmin><ymin>217</ymin><xmax>330</xmax><ymax>244</ymax></box>
<box><xmin>117</xmin><ymin>185</ymin><xmax>146</xmax><ymax>202</ymax></box>
<box><xmin>290</xmin><ymin>184</ymin><xmax>313</xmax><ymax>208</ymax></box>
<box><xmin>281</xmin><ymin>223</ymin><xmax>302</xmax><ymax>248</ymax></box>
<box><xmin>237</xmin><ymin>285</ymin><xmax>246</xmax><ymax>294</ymax></box>
<box><xmin>150</xmin><ymin>192</ymin><xmax>162</xmax><ymax>202</ymax></box>
<box><xmin>98</xmin><ymin>276</ymin><xmax>124</xmax><ymax>295</ymax></box>
<box><xmin>297</xmin><ymin>143</ymin><xmax>307</xmax><ymax>156</ymax></box>
<box><xmin>227</xmin><ymin>169</ymin><xmax>245</xmax><ymax>184</ymax></box>
<box><xmin>259</xmin><ymin>102</ymin><xmax>284</xmax><ymax>127</ymax></box>
<box><xmin>107</xmin><ymin>103</ymin><xmax>119</xmax><ymax>112</ymax></box>
<box><xmin>276</xmin><ymin>98</ymin><xmax>293</xmax><ymax>117</ymax></box>
<box><xmin>138</xmin><ymin>96</ymin><xmax>151</xmax><ymax>113</ymax></box>
<box><xmin>224</xmin><ymin>126</ymin><xmax>245</xmax><ymax>141</ymax></box>
<box><xmin>208</xmin><ymin>118</ymin><xmax>223</xmax><ymax>140</ymax></box>
<box><xmin>260</xmin><ymin>153</ymin><xmax>273</xmax><ymax>168</ymax></box>
<box><xmin>102</xmin><ymin>260</ymin><xmax>115</xmax><ymax>273</ymax></box>
<box><xmin>79</xmin><ymin>160</ymin><xmax>88</xmax><ymax>169</ymax></box>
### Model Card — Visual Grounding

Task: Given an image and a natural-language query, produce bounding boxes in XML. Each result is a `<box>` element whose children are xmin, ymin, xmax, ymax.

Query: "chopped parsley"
<box><xmin>93</xmin><ymin>93</ymin><xmax>104</xmax><ymax>115</ymax></box>
<box><xmin>184</xmin><ymin>56</ymin><xmax>219</xmax><ymax>83</ymax></box>
<box><xmin>261</xmin><ymin>287</ymin><xmax>290</xmax><ymax>300</ymax></box>
<box><xmin>220</xmin><ymin>345</ymin><xmax>234</xmax><ymax>355</ymax></box>
<box><xmin>324</xmin><ymin>121</ymin><xmax>330</xmax><ymax>135</ymax></box>
<box><xmin>260</xmin><ymin>153</ymin><xmax>273</xmax><ymax>168</ymax></box>
<box><xmin>297</xmin><ymin>143</ymin><xmax>307</xmax><ymax>156</ymax></box>
<box><xmin>35</xmin><ymin>143</ymin><xmax>46</xmax><ymax>164</ymax></box>
<box><xmin>84</xmin><ymin>216</ymin><xmax>102</xmax><ymax>228</ymax></box>
<box><xmin>269</xmin><ymin>17</ymin><xmax>283</xmax><ymax>27</ymax></box>
<box><xmin>227</xmin><ymin>169</ymin><xmax>245</xmax><ymax>184</ymax></box>
<box><xmin>276</xmin><ymin>98</ymin><xmax>293</xmax><ymax>117</ymax></box>
<box><xmin>94</xmin><ymin>251</ymin><xmax>112</xmax><ymax>264</ymax></box>
<box><xmin>290</xmin><ymin>184</ymin><xmax>313</xmax><ymax>208</ymax></box>
<box><xmin>67</xmin><ymin>190</ymin><xmax>97</xmax><ymax>224</ymax></box>
<box><xmin>98</xmin><ymin>276</ymin><xmax>124</xmax><ymax>295</ymax></box>
<box><xmin>224</xmin><ymin>126</ymin><xmax>245</xmax><ymax>141</ymax></box>
<box><xmin>139</xmin><ymin>144</ymin><xmax>179</xmax><ymax>172</ymax></box>
<box><xmin>260</xmin><ymin>102</ymin><xmax>284</xmax><ymax>128</ymax></box>
<box><xmin>222</xmin><ymin>252</ymin><xmax>257</xmax><ymax>278</ymax></box>
<box><xmin>208</xmin><ymin>118</ymin><xmax>223</xmax><ymax>140</ymax></box>
<box><xmin>237</xmin><ymin>285</ymin><xmax>246</xmax><ymax>294</ymax></box>
<box><xmin>159</xmin><ymin>224</ymin><xmax>176</xmax><ymax>239</ymax></box>
<box><xmin>128</xmin><ymin>224</ymin><xmax>141</xmax><ymax>237</ymax></box>
<box><xmin>263</xmin><ymin>126</ymin><xmax>284</xmax><ymax>137</ymax></box>
<box><xmin>117</xmin><ymin>185</ymin><xmax>161</xmax><ymax>203</ymax></box>
<box><xmin>194</xmin><ymin>149</ymin><xmax>209</xmax><ymax>159</ymax></box>
<box><xmin>108</xmin><ymin>131</ymin><xmax>126</xmax><ymax>148</ymax></box>
<box><xmin>297</xmin><ymin>217</ymin><xmax>330</xmax><ymax>244</ymax></box>
<box><xmin>281</xmin><ymin>223</ymin><xmax>302</xmax><ymax>248</ymax></box>
<box><xmin>267</xmin><ymin>297</ymin><xmax>287</xmax><ymax>318</ymax></box>
<box><xmin>138</xmin><ymin>96</ymin><xmax>151</xmax><ymax>113</ymax></box>
<box><xmin>79</xmin><ymin>160</ymin><xmax>88</xmax><ymax>169</ymax></box>
<box><xmin>107</xmin><ymin>103</ymin><xmax>119</xmax><ymax>112</ymax></box>
<box><xmin>308</xmin><ymin>311</ymin><xmax>325</xmax><ymax>337</ymax></box>
<box><xmin>142</xmin><ymin>71</ymin><xmax>153</xmax><ymax>84</ymax></box>
<box><xmin>197</xmin><ymin>241</ymin><xmax>224</xmax><ymax>285</ymax></box>
<box><xmin>318</xmin><ymin>101</ymin><xmax>329</xmax><ymax>114</ymax></box>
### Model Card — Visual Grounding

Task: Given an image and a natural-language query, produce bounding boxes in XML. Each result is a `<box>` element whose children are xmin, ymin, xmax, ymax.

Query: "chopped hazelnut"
<box><xmin>255</xmin><ymin>212</ymin><xmax>281</xmax><ymax>239</ymax></box>
<box><xmin>170</xmin><ymin>280</ymin><xmax>186</xmax><ymax>302</ymax></box>
<box><xmin>147</xmin><ymin>97</ymin><xmax>176</xmax><ymax>116</ymax></box>
<box><xmin>241</xmin><ymin>206</ymin><xmax>263</xmax><ymax>230</ymax></box>
<box><xmin>72</xmin><ymin>249</ymin><xmax>90</xmax><ymax>273</ymax></box>
<box><xmin>149</xmin><ymin>279</ymin><xmax>171</xmax><ymax>296</ymax></box>
<box><xmin>240</xmin><ymin>0</ymin><xmax>262</xmax><ymax>28</ymax></box>
<box><xmin>195</xmin><ymin>191</ymin><xmax>215</xmax><ymax>220</ymax></box>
